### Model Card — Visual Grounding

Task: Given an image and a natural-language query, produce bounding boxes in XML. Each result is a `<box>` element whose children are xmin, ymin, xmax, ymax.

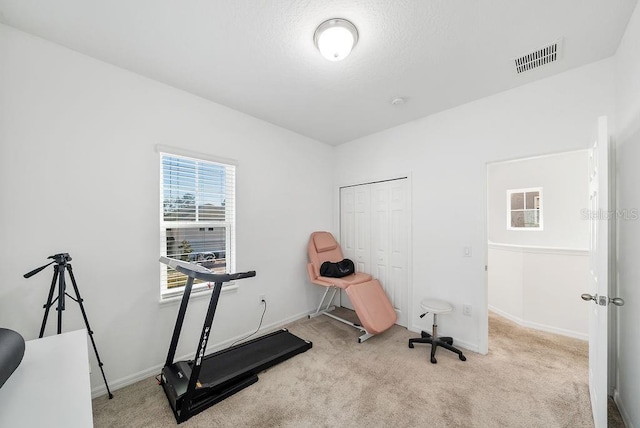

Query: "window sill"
<box><xmin>506</xmin><ymin>227</ymin><xmax>544</xmax><ymax>231</ymax></box>
<box><xmin>159</xmin><ymin>282</ymin><xmax>239</xmax><ymax>306</ymax></box>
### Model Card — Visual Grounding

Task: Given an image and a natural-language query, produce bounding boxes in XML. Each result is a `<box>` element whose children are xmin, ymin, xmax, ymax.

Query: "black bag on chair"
<box><xmin>320</xmin><ymin>259</ymin><xmax>355</xmax><ymax>278</ymax></box>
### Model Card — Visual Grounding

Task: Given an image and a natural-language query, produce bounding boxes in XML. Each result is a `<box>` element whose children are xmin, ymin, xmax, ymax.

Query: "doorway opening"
<box><xmin>486</xmin><ymin>150</ymin><xmax>590</xmax><ymax>341</ymax></box>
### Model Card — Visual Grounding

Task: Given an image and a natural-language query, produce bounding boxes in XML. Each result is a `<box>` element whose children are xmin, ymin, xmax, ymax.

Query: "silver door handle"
<box><xmin>581</xmin><ymin>293</ymin><xmax>624</xmax><ymax>307</ymax></box>
<box><xmin>581</xmin><ymin>293</ymin><xmax>597</xmax><ymax>302</ymax></box>
<box><xmin>609</xmin><ymin>297</ymin><xmax>625</xmax><ymax>307</ymax></box>
<box><xmin>581</xmin><ymin>293</ymin><xmax>607</xmax><ymax>306</ymax></box>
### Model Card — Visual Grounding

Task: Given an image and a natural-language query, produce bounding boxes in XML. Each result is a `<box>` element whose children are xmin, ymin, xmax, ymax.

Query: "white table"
<box><xmin>0</xmin><ymin>329</ymin><xmax>93</xmax><ymax>428</ymax></box>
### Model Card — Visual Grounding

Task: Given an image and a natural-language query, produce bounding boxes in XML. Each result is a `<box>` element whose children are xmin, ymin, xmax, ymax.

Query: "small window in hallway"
<box><xmin>507</xmin><ymin>188</ymin><xmax>542</xmax><ymax>230</ymax></box>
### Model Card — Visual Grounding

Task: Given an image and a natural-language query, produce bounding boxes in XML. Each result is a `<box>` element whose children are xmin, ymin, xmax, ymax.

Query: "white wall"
<box><xmin>487</xmin><ymin>152</ymin><xmax>589</xmax><ymax>339</ymax></box>
<box><xmin>488</xmin><ymin>245</ymin><xmax>589</xmax><ymax>339</ymax></box>
<box><xmin>487</xmin><ymin>151</ymin><xmax>589</xmax><ymax>248</ymax></box>
<box><xmin>0</xmin><ymin>24</ymin><xmax>333</xmax><ymax>395</ymax></box>
<box><xmin>335</xmin><ymin>58</ymin><xmax>615</xmax><ymax>353</ymax></box>
<box><xmin>613</xmin><ymin>2</ymin><xmax>640</xmax><ymax>425</ymax></box>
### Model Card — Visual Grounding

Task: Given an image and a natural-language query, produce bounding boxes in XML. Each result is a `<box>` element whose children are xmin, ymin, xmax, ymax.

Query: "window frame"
<box><xmin>506</xmin><ymin>187</ymin><xmax>543</xmax><ymax>231</ymax></box>
<box><xmin>157</xmin><ymin>145</ymin><xmax>237</xmax><ymax>300</ymax></box>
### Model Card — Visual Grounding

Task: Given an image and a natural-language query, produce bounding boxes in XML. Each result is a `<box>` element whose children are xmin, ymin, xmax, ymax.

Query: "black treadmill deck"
<box><xmin>162</xmin><ymin>329</ymin><xmax>312</xmax><ymax>422</ymax></box>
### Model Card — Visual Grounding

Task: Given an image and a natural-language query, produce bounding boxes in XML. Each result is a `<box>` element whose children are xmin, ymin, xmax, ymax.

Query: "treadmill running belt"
<box><xmin>194</xmin><ymin>329</ymin><xmax>311</xmax><ymax>389</ymax></box>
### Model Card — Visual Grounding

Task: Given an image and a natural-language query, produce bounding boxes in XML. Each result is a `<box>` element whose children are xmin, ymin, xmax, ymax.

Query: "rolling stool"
<box><xmin>408</xmin><ymin>298</ymin><xmax>466</xmax><ymax>363</ymax></box>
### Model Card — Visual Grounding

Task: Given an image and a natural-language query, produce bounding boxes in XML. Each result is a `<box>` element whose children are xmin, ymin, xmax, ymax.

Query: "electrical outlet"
<box><xmin>462</xmin><ymin>304</ymin><xmax>472</xmax><ymax>316</ymax></box>
<box><xmin>463</xmin><ymin>246</ymin><xmax>472</xmax><ymax>257</ymax></box>
<box><xmin>259</xmin><ymin>294</ymin><xmax>266</xmax><ymax>304</ymax></box>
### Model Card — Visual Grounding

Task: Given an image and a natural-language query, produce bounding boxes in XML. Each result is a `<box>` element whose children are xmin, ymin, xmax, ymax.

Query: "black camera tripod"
<box><xmin>24</xmin><ymin>253</ymin><xmax>113</xmax><ymax>399</ymax></box>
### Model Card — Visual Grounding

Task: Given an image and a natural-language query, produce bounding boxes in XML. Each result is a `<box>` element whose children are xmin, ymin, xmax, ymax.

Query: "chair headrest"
<box><xmin>313</xmin><ymin>232</ymin><xmax>338</xmax><ymax>253</ymax></box>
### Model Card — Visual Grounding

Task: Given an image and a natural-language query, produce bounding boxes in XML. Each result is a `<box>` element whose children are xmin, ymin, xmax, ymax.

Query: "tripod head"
<box><xmin>23</xmin><ymin>253</ymin><xmax>72</xmax><ymax>279</ymax></box>
<box><xmin>48</xmin><ymin>253</ymin><xmax>72</xmax><ymax>264</ymax></box>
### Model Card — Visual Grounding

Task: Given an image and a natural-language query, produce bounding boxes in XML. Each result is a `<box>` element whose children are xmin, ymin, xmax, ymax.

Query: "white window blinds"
<box><xmin>159</xmin><ymin>151</ymin><xmax>236</xmax><ymax>296</ymax></box>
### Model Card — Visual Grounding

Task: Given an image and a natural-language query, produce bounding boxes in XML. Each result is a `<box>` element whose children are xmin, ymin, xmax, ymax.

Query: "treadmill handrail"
<box><xmin>159</xmin><ymin>256</ymin><xmax>256</xmax><ymax>283</ymax></box>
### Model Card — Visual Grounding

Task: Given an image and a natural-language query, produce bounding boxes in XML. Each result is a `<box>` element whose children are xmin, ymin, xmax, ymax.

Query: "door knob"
<box><xmin>609</xmin><ymin>297</ymin><xmax>625</xmax><ymax>307</ymax></box>
<box><xmin>581</xmin><ymin>293</ymin><xmax>596</xmax><ymax>302</ymax></box>
<box><xmin>581</xmin><ymin>293</ymin><xmax>624</xmax><ymax>307</ymax></box>
<box><xmin>581</xmin><ymin>293</ymin><xmax>606</xmax><ymax>305</ymax></box>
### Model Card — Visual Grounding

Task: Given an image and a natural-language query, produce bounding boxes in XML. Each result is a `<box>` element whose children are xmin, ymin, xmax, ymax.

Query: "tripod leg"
<box><xmin>57</xmin><ymin>264</ymin><xmax>66</xmax><ymax>335</ymax></box>
<box><xmin>67</xmin><ymin>265</ymin><xmax>114</xmax><ymax>399</ymax></box>
<box><xmin>39</xmin><ymin>267</ymin><xmax>59</xmax><ymax>338</ymax></box>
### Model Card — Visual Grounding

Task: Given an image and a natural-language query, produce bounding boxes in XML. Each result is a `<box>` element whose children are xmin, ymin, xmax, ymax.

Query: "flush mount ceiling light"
<box><xmin>314</xmin><ymin>18</ymin><xmax>359</xmax><ymax>61</ymax></box>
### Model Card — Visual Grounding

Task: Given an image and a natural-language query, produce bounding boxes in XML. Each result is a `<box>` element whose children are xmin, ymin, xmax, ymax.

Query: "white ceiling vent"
<box><xmin>514</xmin><ymin>40</ymin><xmax>562</xmax><ymax>74</ymax></box>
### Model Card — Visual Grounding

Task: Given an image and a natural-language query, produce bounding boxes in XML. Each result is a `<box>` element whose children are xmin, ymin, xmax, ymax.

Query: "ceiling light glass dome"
<box><xmin>314</xmin><ymin>18</ymin><xmax>359</xmax><ymax>61</ymax></box>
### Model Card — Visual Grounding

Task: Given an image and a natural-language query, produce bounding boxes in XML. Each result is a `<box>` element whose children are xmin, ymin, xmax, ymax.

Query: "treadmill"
<box><xmin>159</xmin><ymin>257</ymin><xmax>312</xmax><ymax>424</ymax></box>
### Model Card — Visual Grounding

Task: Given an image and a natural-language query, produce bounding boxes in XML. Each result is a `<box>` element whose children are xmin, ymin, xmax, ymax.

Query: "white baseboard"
<box><xmin>91</xmin><ymin>308</ymin><xmax>315</xmax><ymax>398</ymax></box>
<box><xmin>488</xmin><ymin>306</ymin><xmax>588</xmax><ymax>341</ymax></box>
<box><xmin>614</xmin><ymin>388</ymin><xmax>634</xmax><ymax>428</ymax></box>
<box><xmin>488</xmin><ymin>305</ymin><xmax>525</xmax><ymax>325</ymax></box>
<box><xmin>91</xmin><ymin>364</ymin><xmax>163</xmax><ymax>399</ymax></box>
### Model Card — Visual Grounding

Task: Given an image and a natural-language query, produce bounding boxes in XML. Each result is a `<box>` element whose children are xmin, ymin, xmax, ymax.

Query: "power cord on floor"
<box><xmin>230</xmin><ymin>298</ymin><xmax>267</xmax><ymax>348</ymax></box>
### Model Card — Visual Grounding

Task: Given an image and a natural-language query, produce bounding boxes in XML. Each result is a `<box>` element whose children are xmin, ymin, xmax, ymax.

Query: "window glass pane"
<box><xmin>162</xmin><ymin>157</ymin><xmax>196</xmax><ymax>221</ymax></box>
<box><xmin>162</xmin><ymin>156</ymin><xmax>227</xmax><ymax>222</ymax></box>
<box><xmin>511</xmin><ymin>211</ymin><xmax>524</xmax><ymax>227</ymax></box>
<box><xmin>198</xmin><ymin>162</ymin><xmax>227</xmax><ymax>221</ymax></box>
<box><xmin>523</xmin><ymin>210</ymin><xmax>540</xmax><ymax>227</ymax></box>
<box><xmin>510</xmin><ymin>192</ymin><xmax>524</xmax><ymax>210</ymax></box>
<box><xmin>525</xmin><ymin>191</ymin><xmax>540</xmax><ymax>209</ymax></box>
<box><xmin>165</xmin><ymin>226</ymin><xmax>228</xmax><ymax>288</ymax></box>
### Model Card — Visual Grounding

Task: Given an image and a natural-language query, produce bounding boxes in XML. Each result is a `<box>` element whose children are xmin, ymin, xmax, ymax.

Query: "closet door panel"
<box><xmin>339</xmin><ymin>179</ymin><xmax>408</xmax><ymax>326</ymax></box>
<box><xmin>388</xmin><ymin>181</ymin><xmax>408</xmax><ymax>326</ymax></box>
<box><xmin>340</xmin><ymin>187</ymin><xmax>356</xmax><ymax>261</ymax></box>
<box><xmin>371</xmin><ymin>182</ymin><xmax>390</xmax><ymax>293</ymax></box>
<box><xmin>354</xmin><ymin>186</ymin><xmax>371</xmax><ymax>274</ymax></box>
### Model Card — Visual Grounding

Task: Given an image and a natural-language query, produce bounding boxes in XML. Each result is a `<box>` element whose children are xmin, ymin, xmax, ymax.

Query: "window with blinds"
<box><xmin>159</xmin><ymin>151</ymin><xmax>236</xmax><ymax>298</ymax></box>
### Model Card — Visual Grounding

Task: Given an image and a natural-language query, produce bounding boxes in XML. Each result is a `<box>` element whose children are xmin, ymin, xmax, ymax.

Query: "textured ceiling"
<box><xmin>0</xmin><ymin>0</ymin><xmax>636</xmax><ymax>145</ymax></box>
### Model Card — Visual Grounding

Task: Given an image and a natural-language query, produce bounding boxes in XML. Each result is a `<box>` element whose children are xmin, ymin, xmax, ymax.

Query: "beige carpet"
<box><xmin>93</xmin><ymin>310</ymin><xmax>597</xmax><ymax>427</ymax></box>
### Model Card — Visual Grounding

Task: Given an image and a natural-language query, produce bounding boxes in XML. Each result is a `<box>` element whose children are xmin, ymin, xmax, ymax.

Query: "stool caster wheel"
<box><xmin>408</xmin><ymin>342</ymin><xmax>414</xmax><ymax>349</ymax></box>
<box><xmin>459</xmin><ymin>355</ymin><xmax>466</xmax><ymax>361</ymax></box>
<box><xmin>430</xmin><ymin>356</ymin><xmax>437</xmax><ymax>364</ymax></box>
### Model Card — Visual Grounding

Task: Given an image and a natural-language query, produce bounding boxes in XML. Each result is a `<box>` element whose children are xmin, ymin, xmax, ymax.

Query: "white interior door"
<box><xmin>339</xmin><ymin>179</ymin><xmax>409</xmax><ymax>326</ymax></box>
<box><xmin>340</xmin><ymin>187</ymin><xmax>356</xmax><ymax>266</ymax></box>
<box><xmin>371</xmin><ymin>181</ymin><xmax>409</xmax><ymax>326</ymax></box>
<box><xmin>339</xmin><ymin>185</ymin><xmax>370</xmax><ymax>312</ymax></box>
<box><xmin>585</xmin><ymin>116</ymin><xmax>609</xmax><ymax>428</ymax></box>
<box><xmin>354</xmin><ymin>185</ymin><xmax>371</xmax><ymax>275</ymax></box>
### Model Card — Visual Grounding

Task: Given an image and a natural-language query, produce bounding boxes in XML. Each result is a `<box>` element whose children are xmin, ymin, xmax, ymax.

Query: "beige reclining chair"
<box><xmin>307</xmin><ymin>231</ymin><xmax>397</xmax><ymax>342</ymax></box>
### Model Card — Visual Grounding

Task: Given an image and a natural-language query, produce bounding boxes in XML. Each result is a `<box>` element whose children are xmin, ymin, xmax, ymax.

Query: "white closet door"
<box><xmin>340</xmin><ymin>185</ymin><xmax>370</xmax><ymax>311</ymax></box>
<box><xmin>371</xmin><ymin>183</ymin><xmax>390</xmax><ymax>290</ymax></box>
<box><xmin>371</xmin><ymin>180</ymin><xmax>408</xmax><ymax>327</ymax></box>
<box><xmin>339</xmin><ymin>179</ymin><xmax>408</xmax><ymax>326</ymax></box>
<box><xmin>340</xmin><ymin>187</ymin><xmax>356</xmax><ymax>262</ymax></box>
<box><xmin>354</xmin><ymin>185</ymin><xmax>371</xmax><ymax>274</ymax></box>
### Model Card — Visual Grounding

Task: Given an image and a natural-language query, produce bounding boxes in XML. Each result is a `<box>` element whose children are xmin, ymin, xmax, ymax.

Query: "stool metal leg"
<box><xmin>430</xmin><ymin>314</ymin><xmax>440</xmax><ymax>364</ymax></box>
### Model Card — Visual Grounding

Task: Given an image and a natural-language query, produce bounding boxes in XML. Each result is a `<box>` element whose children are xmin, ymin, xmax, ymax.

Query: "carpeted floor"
<box><xmin>93</xmin><ymin>310</ymin><xmax>608</xmax><ymax>427</ymax></box>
